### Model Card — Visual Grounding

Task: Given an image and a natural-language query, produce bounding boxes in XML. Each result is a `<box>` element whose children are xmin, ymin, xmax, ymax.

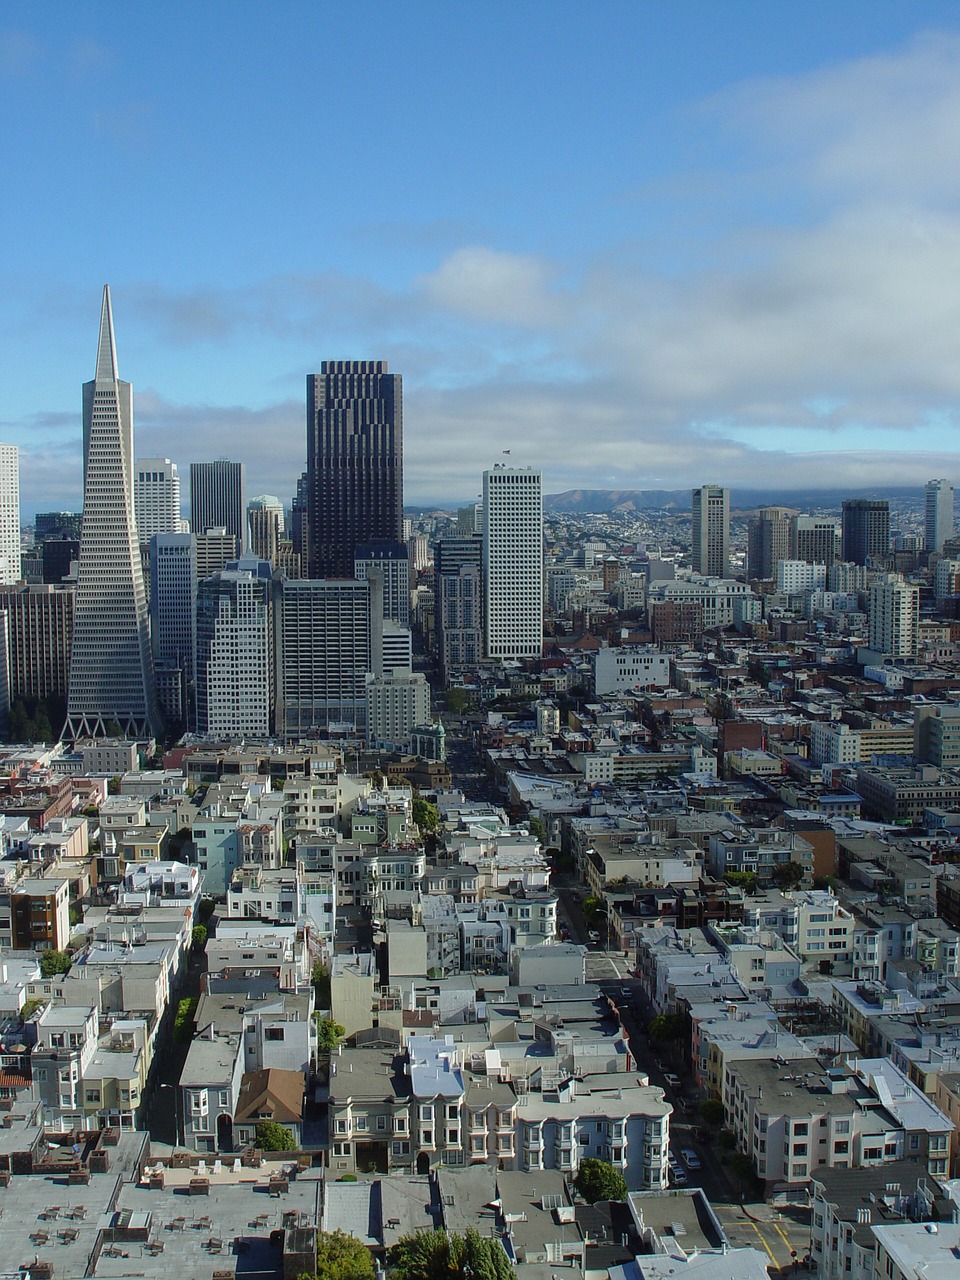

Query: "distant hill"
<box><xmin>543</xmin><ymin>487</ymin><xmax>926</xmax><ymax>515</ymax></box>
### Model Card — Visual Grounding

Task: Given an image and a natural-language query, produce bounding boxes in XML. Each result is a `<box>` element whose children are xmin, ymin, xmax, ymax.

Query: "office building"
<box><xmin>483</xmin><ymin>466</ymin><xmax>543</xmax><ymax>661</ymax></box>
<box><xmin>190</xmin><ymin>459</ymin><xmax>246</xmax><ymax>550</ymax></box>
<box><xmin>35</xmin><ymin>511</ymin><xmax>82</xmax><ymax>542</ymax></box>
<box><xmin>195</xmin><ymin>528</ymin><xmax>237</xmax><ymax>579</ymax></box>
<box><xmin>365</xmin><ymin>671</ymin><xmax>431</xmax><ymax>750</ymax></box>
<box><xmin>436</xmin><ymin>535</ymin><xmax>483</xmax><ymax>675</ymax></box>
<box><xmin>150</xmin><ymin>533</ymin><xmax>197</xmax><ymax>724</ymax></box>
<box><xmin>841</xmin><ymin>499</ymin><xmax>889</xmax><ymax>566</ymax></box>
<box><xmin>306</xmin><ymin>361</ymin><xmax>403</xmax><ymax>578</ymax></box>
<box><xmin>134</xmin><ymin>457</ymin><xmax>182</xmax><ymax>539</ymax></box>
<box><xmin>790</xmin><ymin>514</ymin><xmax>840</xmax><ymax>568</ymax></box>
<box><xmin>0</xmin><ymin>583</ymin><xmax>74</xmax><ymax>700</ymax></box>
<box><xmin>382</xmin><ymin>622</ymin><xmax>412</xmax><ymax>675</ymax></box>
<box><xmin>0</xmin><ymin>444</ymin><xmax>20</xmax><ymax>584</ymax></box>
<box><xmin>65</xmin><ymin>286</ymin><xmax>160</xmax><ymax>740</ymax></box>
<box><xmin>354</xmin><ymin>540</ymin><xmax>409</xmax><ymax>626</ymax></box>
<box><xmin>691</xmin><ymin>484</ymin><xmax>729</xmax><ymax>578</ymax></box>
<box><xmin>457</xmin><ymin>502</ymin><xmax>483</xmax><ymax>534</ymax></box>
<box><xmin>247</xmin><ymin>494</ymin><xmax>285</xmax><ymax>564</ymax></box>
<box><xmin>276</xmin><ymin>576</ymin><xmax>382</xmax><ymax>736</ymax></box>
<box><xmin>195</xmin><ymin>556</ymin><xmax>273</xmax><ymax>737</ymax></box>
<box><xmin>868</xmin><ymin>573</ymin><xmax>919</xmax><ymax>659</ymax></box>
<box><xmin>925</xmin><ymin>479</ymin><xmax>954</xmax><ymax>556</ymax></box>
<box><xmin>41</xmin><ymin>537</ymin><xmax>79</xmax><ymax>584</ymax></box>
<box><xmin>746</xmin><ymin>506</ymin><xmax>790</xmax><ymax>580</ymax></box>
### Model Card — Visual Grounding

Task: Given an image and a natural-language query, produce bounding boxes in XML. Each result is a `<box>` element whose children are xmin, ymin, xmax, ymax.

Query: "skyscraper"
<box><xmin>190</xmin><ymin>460</ymin><xmax>246</xmax><ymax>550</ymax></box>
<box><xmin>691</xmin><ymin>485</ymin><xmax>730</xmax><ymax>578</ymax></box>
<box><xmin>66</xmin><ymin>286</ymin><xmax>160</xmax><ymax>739</ymax></box>
<box><xmin>841</xmin><ymin>499</ymin><xmax>889</xmax><ymax>566</ymax></box>
<box><xmin>135</xmin><ymin>457</ymin><xmax>183</xmax><ymax>539</ymax></box>
<box><xmin>306</xmin><ymin>361</ymin><xmax>402</xmax><ymax>578</ymax></box>
<box><xmin>869</xmin><ymin>573</ymin><xmax>919</xmax><ymax>658</ymax></box>
<box><xmin>150</xmin><ymin>533</ymin><xmax>197</xmax><ymax>725</ymax></box>
<box><xmin>195</xmin><ymin>556</ymin><xmax>273</xmax><ymax>736</ymax></box>
<box><xmin>746</xmin><ymin>506</ymin><xmax>790</xmax><ymax>581</ymax></box>
<box><xmin>0</xmin><ymin>444</ymin><xmax>21</xmax><ymax>584</ymax></box>
<box><xmin>483</xmin><ymin>466</ymin><xmax>543</xmax><ymax>661</ymax></box>
<box><xmin>790</xmin><ymin>514</ymin><xmax>840</xmax><ymax>568</ymax></box>
<box><xmin>247</xmin><ymin>495</ymin><xmax>285</xmax><ymax>564</ymax></box>
<box><xmin>354</xmin><ymin>541</ymin><xmax>410</xmax><ymax>627</ymax></box>
<box><xmin>925</xmin><ymin>479</ymin><xmax>954</xmax><ymax>556</ymax></box>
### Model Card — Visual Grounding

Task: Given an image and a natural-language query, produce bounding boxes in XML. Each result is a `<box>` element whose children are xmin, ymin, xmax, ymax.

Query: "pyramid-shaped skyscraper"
<box><xmin>65</xmin><ymin>286</ymin><xmax>161</xmax><ymax>740</ymax></box>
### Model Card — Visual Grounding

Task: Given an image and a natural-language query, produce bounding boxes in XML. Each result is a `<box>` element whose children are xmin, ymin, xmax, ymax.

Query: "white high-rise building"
<box><xmin>134</xmin><ymin>457</ymin><xmax>183</xmax><ymax>539</ymax></box>
<box><xmin>66</xmin><ymin>286</ymin><xmax>160</xmax><ymax>739</ymax></box>
<box><xmin>195</xmin><ymin>556</ymin><xmax>273</xmax><ymax>737</ymax></box>
<box><xmin>247</xmin><ymin>495</ymin><xmax>285</xmax><ymax>564</ymax></box>
<box><xmin>355</xmin><ymin>541</ymin><xmax>410</xmax><ymax>627</ymax></box>
<box><xmin>869</xmin><ymin>573</ymin><xmax>919</xmax><ymax>659</ymax></box>
<box><xmin>925</xmin><ymin>479</ymin><xmax>954</xmax><ymax>556</ymax></box>
<box><xmin>691</xmin><ymin>484</ymin><xmax>730</xmax><ymax>578</ymax></box>
<box><xmin>0</xmin><ymin>444</ymin><xmax>20</xmax><ymax>584</ymax></box>
<box><xmin>776</xmin><ymin>560</ymin><xmax>827</xmax><ymax>594</ymax></box>
<box><xmin>483</xmin><ymin>466</ymin><xmax>543</xmax><ymax>661</ymax></box>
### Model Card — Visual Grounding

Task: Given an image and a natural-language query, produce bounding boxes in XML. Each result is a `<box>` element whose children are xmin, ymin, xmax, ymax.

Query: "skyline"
<box><xmin>6</xmin><ymin>4</ymin><xmax>960</xmax><ymax>514</ymax></box>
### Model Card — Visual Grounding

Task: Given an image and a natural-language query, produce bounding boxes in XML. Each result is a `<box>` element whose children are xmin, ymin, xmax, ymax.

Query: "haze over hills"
<box><xmin>542</xmin><ymin>487</ymin><xmax>928</xmax><ymax>515</ymax></box>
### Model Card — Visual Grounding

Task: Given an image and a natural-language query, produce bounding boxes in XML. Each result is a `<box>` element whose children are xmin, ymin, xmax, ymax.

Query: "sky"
<box><xmin>4</xmin><ymin>1</ymin><xmax>960</xmax><ymax>517</ymax></box>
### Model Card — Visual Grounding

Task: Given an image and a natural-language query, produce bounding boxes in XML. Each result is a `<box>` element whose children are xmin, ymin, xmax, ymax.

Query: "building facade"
<box><xmin>924</xmin><ymin>478</ymin><xmax>954</xmax><ymax>556</ymax></box>
<box><xmin>306</xmin><ymin>361</ymin><xmax>403</xmax><ymax>578</ymax></box>
<box><xmin>691</xmin><ymin>485</ymin><xmax>729</xmax><ymax>578</ymax></box>
<box><xmin>149</xmin><ymin>533</ymin><xmax>197</xmax><ymax>724</ymax></box>
<box><xmin>842</xmin><ymin>499</ymin><xmax>890</xmax><ymax>566</ymax></box>
<box><xmin>483</xmin><ymin>466</ymin><xmax>543</xmax><ymax>661</ymax></box>
<box><xmin>0</xmin><ymin>443</ymin><xmax>20</xmax><ymax>584</ymax></box>
<box><xmin>195</xmin><ymin>557</ymin><xmax>273</xmax><ymax>736</ymax></box>
<box><xmin>134</xmin><ymin>457</ymin><xmax>182</xmax><ymax>539</ymax></box>
<box><xmin>190</xmin><ymin>460</ymin><xmax>246</xmax><ymax>550</ymax></box>
<box><xmin>66</xmin><ymin>286</ymin><xmax>160</xmax><ymax>739</ymax></box>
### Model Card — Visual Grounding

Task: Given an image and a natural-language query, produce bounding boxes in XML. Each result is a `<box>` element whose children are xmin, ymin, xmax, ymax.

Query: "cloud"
<box><xmin>418</xmin><ymin>246</ymin><xmax>567</xmax><ymax>327</ymax></box>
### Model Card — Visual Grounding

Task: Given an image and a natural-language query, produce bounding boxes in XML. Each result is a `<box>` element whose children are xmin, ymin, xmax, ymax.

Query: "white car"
<box><xmin>680</xmin><ymin>1148</ymin><xmax>701</xmax><ymax>1170</ymax></box>
<box><xmin>663</xmin><ymin>1072</ymin><xmax>682</xmax><ymax>1090</ymax></box>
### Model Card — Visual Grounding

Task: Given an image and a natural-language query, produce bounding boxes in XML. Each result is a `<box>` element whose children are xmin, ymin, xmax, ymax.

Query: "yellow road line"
<box><xmin>773</xmin><ymin>1221</ymin><xmax>796</xmax><ymax>1255</ymax></box>
<box><xmin>750</xmin><ymin>1221</ymin><xmax>778</xmax><ymax>1265</ymax></box>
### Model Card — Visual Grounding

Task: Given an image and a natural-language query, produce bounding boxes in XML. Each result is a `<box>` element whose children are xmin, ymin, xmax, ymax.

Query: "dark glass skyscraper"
<box><xmin>306</xmin><ymin>361</ymin><xmax>403</xmax><ymax>579</ymax></box>
<box><xmin>190</xmin><ymin>459</ymin><xmax>246</xmax><ymax>550</ymax></box>
<box><xmin>841</xmin><ymin>499</ymin><xmax>890</xmax><ymax>566</ymax></box>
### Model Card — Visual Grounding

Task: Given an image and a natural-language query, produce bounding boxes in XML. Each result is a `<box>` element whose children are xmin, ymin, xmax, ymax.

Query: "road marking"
<box><xmin>750</xmin><ymin>1222</ymin><xmax>778</xmax><ymax>1265</ymax></box>
<box><xmin>773</xmin><ymin>1221</ymin><xmax>795</xmax><ymax>1253</ymax></box>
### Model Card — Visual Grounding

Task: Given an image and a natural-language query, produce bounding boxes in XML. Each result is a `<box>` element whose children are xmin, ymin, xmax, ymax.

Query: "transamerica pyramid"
<box><xmin>65</xmin><ymin>285</ymin><xmax>162</xmax><ymax>741</ymax></box>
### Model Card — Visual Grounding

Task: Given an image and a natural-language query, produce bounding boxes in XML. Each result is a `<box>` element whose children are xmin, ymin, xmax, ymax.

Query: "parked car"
<box><xmin>668</xmin><ymin>1166</ymin><xmax>688</xmax><ymax>1186</ymax></box>
<box><xmin>680</xmin><ymin>1148</ymin><xmax>701</xmax><ymax>1170</ymax></box>
<box><xmin>663</xmin><ymin>1072</ymin><xmax>682</xmax><ymax>1091</ymax></box>
<box><xmin>588</xmin><ymin>930</ymin><xmax>601</xmax><ymax>945</ymax></box>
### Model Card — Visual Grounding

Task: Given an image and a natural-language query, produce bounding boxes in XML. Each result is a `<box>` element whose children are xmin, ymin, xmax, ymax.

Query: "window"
<box><xmin>265</xmin><ymin>1027</ymin><xmax>284</xmax><ymax>1041</ymax></box>
<box><xmin>447</xmin><ymin>1104</ymin><xmax>458</xmax><ymax>1119</ymax></box>
<box><xmin>376</xmin><ymin>1116</ymin><xmax>387</xmax><ymax>1131</ymax></box>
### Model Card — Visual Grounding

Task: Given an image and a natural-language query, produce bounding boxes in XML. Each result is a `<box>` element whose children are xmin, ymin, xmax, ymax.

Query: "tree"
<box><xmin>773</xmin><ymin>861</ymin><xmax>805</xmax><ymax>889</ymax></box>
<box><xmin>312</xmin><ymin>960</ymin><xmax>331</xmax><ymax>1006</ymax></box>
<box><xmin>527</xmin><ymin>816</ymin><xmax>547</xmax><ymax>844</ymax></box>
<box><xmin>192</xmin><ymin>924</ymin><xmax>208</xmax><ymax>950</ymax></box>
<box><xmin>582</xmin><ymin>895</ymin><xmax>604</xmax><ymax>926</ymax></box>
<box><xmin>256</xmin><ymin>1120</ymin><xmax>294</xmax><ymax>1151</ymax></box>
<box><xmin>312</xmin><ymin>1230</ymin><xmax>375</xmax><ymax>1280</ymax></box>
<box><xmin>647</xmin><ymin>1013</ymin><xmax>685</xmax><ymax>1044</ymax></box>
<box><xmin>107</xmin><ymin>776</ymin><xmax>121</xmax><ymax>795</ymax></box>
<box><xmin>20</xmin><ymin>997</ymin><xmax>47</xmax><ymax>1020</ymax></box>
<box><xmin>412</xmin><ymin>796</ymin><xmax>440</xmax><ymax>834</ymax></box>
<box><xmin>174</xmin><ymin>996</ymin><xmax>198</xmax><ymax>1043</ymax></box>
<box><xmin>730</xmin><ymin>1152</ymin><xmax>756</xmax><ymax>1186</ymax></box>
<box><xmin>316</xmin><ymin>1017</ymin><xmax>345</xmax><ymax>1054</ymax></box>
<box><xmin>444</xmin><ymin>688</ymin><xmax>469</xmax><ymax>714</ymax></box>
<box><xmin>574</xmin><ymin>1158</ymin><xmax>628</xmax><ymax>1204</ymax></box>
<box><xmin>699</xmin><ymin>1098</ymin><xmax>725</xmax><ymax>1128</ymax></box>
<box><xmin>390</xmin><ymin>1229</ymin><xmax>512</xmax><ymax>1280</ymax></box>
<box><xmin>39</xmin><ymin>950</ymin><xmax>71</xmax><ymax>978</ymax></box>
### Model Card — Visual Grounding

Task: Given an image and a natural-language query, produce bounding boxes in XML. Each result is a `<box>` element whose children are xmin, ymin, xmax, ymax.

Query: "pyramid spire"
<box><xmin>95</xmin><ymin>283</ymin><xmax>119</xmax><ymax>382</ymax></box>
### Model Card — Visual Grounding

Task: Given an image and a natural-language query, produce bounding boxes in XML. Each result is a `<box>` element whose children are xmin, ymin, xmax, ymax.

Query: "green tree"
<box><xmin>582</xmin><ymin>895</ymin><xmax>603</xmax><ymax>926</ymax></box>
<box><xmin>390</xmin><ymin>1229</ymin><xmax>512</xmax><ymax>1280</ymax></box>
<box><xmin>316</xmin><ymin>1017</ymin><xmax>346</xmax><ymax>1053</ymax></box>
<box><xmin>20</xmin><ymin>997</ymin><xmax>47</xmax><ymax>1020</ymax></box>
<box><xmin>444</xmin><ymin>688</ymin><xmax>469</xmax><ymax>715</ymax></box>
<box><xmin>311</xmin><ymin>1230</ymin><xmax>375</xmax><ymax>1280</ymax></box>
<box><xmin>730</xmin><ymin>1151</ymin><xmax>756</xmax><ymax>1185</ymax></box>
<box><xmin>647</xmin><ymin>1013</ymin><xmax>685</xmax><ymax>1044</ymax></box>
<box><xmin>107</xmin><ymin>776</ymin><xmax>121</xmax><ymax>795</ymax></box>
<box><xmin>723</xmin><ymin>870</ymin><xmax>758</xmax><ymax>895</ymax></box>
<box><xmin>39</xmin><ymin>950</ymin><xmax>72</xmax><ymax>978</ymax></box>
<box><xmin>192</xmin><ymin>924</ymin><xmax>208</xmax><ymax>950</ymax></box>
<box><xmin>255</xmin><ymin>1120</ymin><xmax>294</xmax><ymax>1151</ymax></box>
<box><xmin>527</xmin><ymin>816</ymin><xmax>547</xmax><ymax>844</ymax></box>
<box><xmin>174</xmin><ymin>996</ymin><xmax>198</xmax><ymax>1043</ymax></box>
<box><xmin>312</xmin><ymin>960</ymin><xmax>331</xmax><ymax>1006</ymax></box>
<box><xmin>412</xmin><ymin>797</ymin><xmax>440</xmax><ymax>833</ymax></box>
<box><xmin>772</xmin><ymin>861</ymin><xmax>805</xmax><ymax>889</ymax></box>
<box><xmin>574</xmin><ymin>1158</ymin><xmax>628</xmax><ymax>1204</ymax></box>
<box><xmin>699</xmin><ymin>1098</ymin><xmax>725</xmax><ymax>1128</ymax></box>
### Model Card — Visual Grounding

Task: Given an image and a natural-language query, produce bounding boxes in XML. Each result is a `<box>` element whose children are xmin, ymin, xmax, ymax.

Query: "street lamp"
<box><xmin>159</xmin><ymin>1082</ymin><xmax>182</xmax><ymax>1149</ymax></box>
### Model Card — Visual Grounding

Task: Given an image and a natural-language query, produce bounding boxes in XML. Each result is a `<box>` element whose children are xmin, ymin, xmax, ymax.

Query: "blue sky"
<box><xmin>4</xmin><ymin>2</ymin><xmax>960</xmax><ymax>515</ymax></box>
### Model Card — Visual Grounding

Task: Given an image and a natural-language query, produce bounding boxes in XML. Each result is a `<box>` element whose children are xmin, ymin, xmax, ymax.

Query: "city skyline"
<box><xmin>6</xmin><ymin>6</ymin><xmax>960</xmax><ymax>512</ymax></box>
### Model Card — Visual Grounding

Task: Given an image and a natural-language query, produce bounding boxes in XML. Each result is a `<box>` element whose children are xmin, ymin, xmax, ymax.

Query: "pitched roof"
<box><xmin>234</xmin><ymin>1067</ymin><xmax>304</xmax><ymax>1124</ymax></box>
